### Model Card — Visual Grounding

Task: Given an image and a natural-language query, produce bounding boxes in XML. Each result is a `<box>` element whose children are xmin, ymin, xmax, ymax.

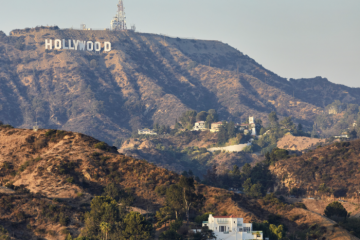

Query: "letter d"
<box><xmin>104</xmin><ymin>42</ymin><xmax>111</xmax><ymax>52</ymax></box>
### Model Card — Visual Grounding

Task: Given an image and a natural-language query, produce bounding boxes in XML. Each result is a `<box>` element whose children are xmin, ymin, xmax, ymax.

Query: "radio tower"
<box><xmin>111</xmin><ymin>0</ymin><xmax>127</xmax><ymax>31</ymax></box>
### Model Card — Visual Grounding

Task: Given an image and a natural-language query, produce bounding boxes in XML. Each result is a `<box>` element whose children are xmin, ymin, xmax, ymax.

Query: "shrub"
<box><xmin>294</xmin><ymin>202</ymin><xmax>307</xmax><ymax>209</ymax></box>
<box><xmin>59</xmin><ymin>212</ymin><xmax>70</xmax><ymax>226</ymax></box>
<box><xmin>155</xmin><ymin>185</ymin><xmax>167</xmax><ymax>196</ymax></box>
<box><xmin>61</xmin><ymin>228</ymin><xmax>70</xmax><ymax>235</ymax></box>
<box><xmin>45</xmin><ymin>129</ymin><xmax>57</xmax><ymax>137</ymax></box>
<box><xmin>94</xmin><ymin>142</ymin><xmax>108</xmax><ymax>150</ymax></box>
<box><xmin>19</xmin><ymin>161</ymin><xmax>30</xmax><ymax>172</ymax></box>
<box><xmin>325</xmin><ymin>201</ymin><xmax>348</xmax><ymax>219</ymax></box>
<box><xmin>34</xmin><ymin>138</ymin><xmax>48</xmax><ymax>150</ymax></box>
<box><xmin>66</xmin><ymin>177</ymin><xmax>74</xmax><ymax>183</ymax></box>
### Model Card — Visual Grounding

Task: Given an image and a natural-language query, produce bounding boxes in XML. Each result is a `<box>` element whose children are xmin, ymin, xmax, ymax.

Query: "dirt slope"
<box><xmin>277</xmin><ymin>134</ymin><xmax>326</xmax><ymax>151</ymax></box>
<box><xmin>0</xmin><ymin>127</ymin><xmax>357</xmax><ymax>239</ymax></box>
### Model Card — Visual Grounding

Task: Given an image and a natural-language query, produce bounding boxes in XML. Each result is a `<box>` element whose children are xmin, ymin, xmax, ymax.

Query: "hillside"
<box><xmin>271</xmin><ymin>139</ymin><xmax>360</xmax><ymax>199</ymax></box>
<box><xmin>3</xmin><ymin>26</ymin><xmax>360</xmax><ymax>144</ymax></box>
<box><xmin>277</xmin><ymin>134</ymin><xmax>326</xmax><ymax>152</ymax></box>
<box><xmin>119</xmin><ymin>131</ymin><xmax>263</xmax><ymax>176</ymax></box>
<box><xmin>0</xmin><ymin>126</ymin><xmax>358</xmax><ymax>239</ymax></box>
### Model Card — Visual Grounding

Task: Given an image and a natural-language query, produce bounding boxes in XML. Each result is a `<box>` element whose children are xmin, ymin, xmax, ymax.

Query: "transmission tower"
<box><xmin>111</xmin><ymin>0</ymin><xmax>127</xmax><ymax>31</ymax></box>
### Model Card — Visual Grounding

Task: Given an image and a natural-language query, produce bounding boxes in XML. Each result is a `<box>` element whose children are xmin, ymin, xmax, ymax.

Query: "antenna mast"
<box><xmin>111</xmin><ymin>0</ymin><xmax>127</xmax><ymax>30</ymax></box>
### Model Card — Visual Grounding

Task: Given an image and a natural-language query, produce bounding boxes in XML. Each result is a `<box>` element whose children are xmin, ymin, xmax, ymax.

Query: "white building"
<box><xmin>202</xmin><ymin>214</ymin><xmax>263</xmax><ymax>240</ymax></box>
<box><xmin>192</xmin><ymin>121</ymin><xmax>207</xmax><ymax>131</ymax></box>
<box><xmin>138</xmin><ymin>128</ymin><xmax>157</xmax><ymax>135</ymax></box>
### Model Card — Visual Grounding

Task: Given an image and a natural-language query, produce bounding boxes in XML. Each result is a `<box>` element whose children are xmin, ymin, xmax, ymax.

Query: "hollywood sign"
<box><xmin>45</xmin><ymin>39</ymin><xmax>111</xmax><ymax>52</ymax></box>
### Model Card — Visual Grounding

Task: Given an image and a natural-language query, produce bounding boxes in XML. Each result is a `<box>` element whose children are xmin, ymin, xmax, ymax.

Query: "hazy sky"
<box><xmin>1</xmin><ymin>0</ymin><xmax>359</xmax><ymax>87</ymax></box>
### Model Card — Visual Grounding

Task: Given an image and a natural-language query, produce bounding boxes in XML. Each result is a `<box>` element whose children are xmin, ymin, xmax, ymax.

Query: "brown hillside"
<box><xmin>0</xmin><ymin>26</ymin><xmax>328</xmax><ymax>146</ymax></box>
<box><xmin>277</xmin><ymin>134</ymin><xmax>326</xmax><ymax>152</ymax></box>
<box><xmin>0</xmin><ymin>127</ymin><xmax>357</xmax><ymax>239</ymax></box>
<box><xmin>271</xmin><ymin>139</ymin><xmax>360</xmax><ymax>198</ymax></box>
<box><xmin>119</xmin><ymin>131</ymin><xmax>263</xmax><ymax>175</ymax></box>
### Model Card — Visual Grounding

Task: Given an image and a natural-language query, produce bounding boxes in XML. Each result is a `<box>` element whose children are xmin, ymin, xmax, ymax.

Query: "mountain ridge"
<box><xmin>0</xmin><ymin>27</ymin><xmax>360</xmax><ymax>144</ymax></box>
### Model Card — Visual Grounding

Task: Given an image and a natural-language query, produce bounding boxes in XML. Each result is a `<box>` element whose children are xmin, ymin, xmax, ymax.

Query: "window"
<box><xmin>234</xmin><ymin>221</ymin><xmax>235</xmax><ymax>223</ymax></box>
<box><xmin>238</xmin><ymin>228</ymin><xmax>242</xmax><ymax>232</ymax></box>
<box><xmin>219</xmin><ymin>226</ymin><xmax>226</xmax><ymax>232</ymax></box>
<box><xmin>243</xmin><ymin>227</ymin><xmax>250</xmax><ymax>233</ymax></box>
<box><xmin>257</xmin><ymin>233</ymin><xmax>261</xmax><ymax>237</ymax></box>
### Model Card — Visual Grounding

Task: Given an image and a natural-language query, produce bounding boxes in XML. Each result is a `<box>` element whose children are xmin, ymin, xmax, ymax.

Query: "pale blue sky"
<box><xmin>1</xmin><ymin>0</ymin><xmax>359</xmax><ymax>87</ymax></box>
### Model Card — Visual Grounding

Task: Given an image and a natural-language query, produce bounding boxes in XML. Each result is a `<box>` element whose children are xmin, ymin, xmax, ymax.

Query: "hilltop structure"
<box><xmin>138</xmin><ymin>128</ymin><xmax>157</xmax><ymax>135</ymax></box>
<box><xmin>111</xmin><ymin>0</ymin><xmax>127</xmax><ymax>30</ymax></box>
<box><xmin>202</xmin><ymin>214</ymin><xmax>263</xmax><ymax>240</ymax></box>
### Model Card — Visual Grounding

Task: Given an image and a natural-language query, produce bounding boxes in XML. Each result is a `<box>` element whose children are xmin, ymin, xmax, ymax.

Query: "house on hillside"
<box><xmin>328</xmin><ymin>106</ymin><xmax>339</xmax><ymax>115</ymax></box>
<box><xmin>192</xmin><ymin>121</ymin><xmax>207</xmax><ymax>131</ymax></box>
<box><xmin>202</xmin><ymin>214</ymin><xmax>263</xmax><ymax>240</ymax></box>
<box><xmin>210</xmin><ymin>121</ymin><xmax>224</xmax><ymax>133</ymax></box>
<box><xmin>138</xmin><ymin>128</ymin><xmax>157</xmax><ymax>135</ymax></box>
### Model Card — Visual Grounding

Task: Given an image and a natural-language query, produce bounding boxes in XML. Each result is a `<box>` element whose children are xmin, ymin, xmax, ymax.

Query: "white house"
<box><xmin>138</xmin><ymin>128</ymin><xmax>157</xmax><ymax>135</ymax></box>
<box><xmin>192</xmin><ymin>121</ymin><xmax>207</xmax><ymax>131</ymax></box>
<box><xmin>202</xmin><ymin>214</ymin><xmax>263</xmax><ymax>240</ymax></box>
<box><xmin>211</xmin><ymin>121</ymin><xmax>224</xmax><ymax>133</ymax></box>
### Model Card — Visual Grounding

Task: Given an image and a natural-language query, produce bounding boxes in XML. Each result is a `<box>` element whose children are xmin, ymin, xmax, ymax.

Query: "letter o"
<box><xmin>54</xmin><ymin>39</ymin><xmax>62</xmax><ymax>49</ymax></box>
<box><xmin>94</xmin><ymin>42</ymin><xmax>101</xmax><ymax>52</ymax></box>
<box><xmin>87</xmin><ymin>41</ymin><xmax>94</xmax><ymax>51</ymax></box>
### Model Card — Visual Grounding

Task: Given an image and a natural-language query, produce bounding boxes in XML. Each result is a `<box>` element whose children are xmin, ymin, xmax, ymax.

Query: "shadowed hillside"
<box><xmin>3</xmin><ymin>27</ymin><xmax>360</xmax><ymax>144</ymax></box>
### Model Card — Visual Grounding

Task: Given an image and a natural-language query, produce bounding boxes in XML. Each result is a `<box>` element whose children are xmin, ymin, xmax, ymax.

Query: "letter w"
<box><xmin>78</xmin><ymin>41</ymin><xmax>86</xmax><ymax>51</ymax></box>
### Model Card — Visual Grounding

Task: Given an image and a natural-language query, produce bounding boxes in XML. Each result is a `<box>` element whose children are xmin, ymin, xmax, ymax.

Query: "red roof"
<box><xmin>213</xmin><ymin>215</ymin><xmax>239</xmax><ymax>218</ymax></box>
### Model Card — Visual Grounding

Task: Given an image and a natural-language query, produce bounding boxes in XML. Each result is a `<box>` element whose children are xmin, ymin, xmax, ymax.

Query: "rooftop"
<box><xmin>213</xmin><ymin>215</ymin><xmax>240</xmax><ymax>218</ymax></box>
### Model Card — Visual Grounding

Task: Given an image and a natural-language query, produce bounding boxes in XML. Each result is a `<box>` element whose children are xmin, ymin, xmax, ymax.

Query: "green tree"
<box><xmin>280</xmin><ymin>116</ymin><xmax>295</xmax><ymax>130</ymax></box>
<box><xmin>83</xmin><ymin>196</ymin><xmax>120</xmax><ymax>237</ymax></box>
<box><xmin>349</xmin><ymin>129</ymin><xmax>357</xmax><ymax>139</ymax></box>
<box><xmin>242</xmin><ymin>178</ymin><xmax>252</xmax><ymax>193</ymax></box>
<box><xmin>103</xmin><ymin>183</ymin><xmax>121</xmax><ymax>201</ymax></box>
<box><xmin>100</xmin><ymin>222</ymin><xmax>111</xmax><ymax>240</ymax></box>
<box><xmin>153</xmin><ymin>122</ymin><xmax>160</xmax><ymax>133</ymax></box>
<box><xmin>175</xmin><ymin>119</ymin><xmax>181</xmax><ymax>130</ymax></box>
<box><xmin>241</xmin><ymin>163</ymin><xmax>251</xmax><ymax>179</ymax></box>
<box><xmin>179</xmin><ymin>176</ymin><xmax>205</xmax><ymax>224</ymax></box>
<box><xmin>269</xmin><ymin>224</ymin><xmax>285</xmax><ymax>240</ymax></box>
<box><xmin>205</xmin><ymin>109</ymin><xmax>218</xmax><ymax>128</ymax></box>
<box><xmin>227</xmin><ymin>121</ymin><xmax>236</xmax><ymax>138</ymax></box>
<box><xmin>155</xmin><ymin>206</ymin><xmax>173</xmax><ymax>228</ymax></box>
<box><xmin>268</xmin><ymin>111</ymin><xmax>278</xmax><ymax>123</ymax></box>
<box><xmin>165</xmin><ymin>185</ymin><xmax>184</xmax><ymax>219</ymax></box>
<box><xmin>196</xmin><ymin>111</ymin><xmax>208</xmax><ymax>121</ymax></box>
<box><xmin>324</xmin><ymin>202</ymin><xmax>348</xmax><ymax>219</ymax></box>
<box><xmin>159</xmin><ymin>229</ymin><xmax>183</xmax><ymax>240</ymax></box>
<box><xmin>123</xmin><ymin>212</ymin><xmax>152</xmax><ymax>240</ymax></box>
<box><xmin>191</xmin><ymin>226</ymin><xmax>216</xmax><ymax>240</ymax></box>
<box><xmin>180</xmin><ymin>110</ymin><xmax>197</xmax><ymax>126</ymax></box>
<box><xmin>65</xmin><ymin>233</ymin><xmax>73</xmax><ymax>240</ymax></box>
<box><xmin>249</xmin><ymin>183</ymin><xmax>263</xmax><ymax>198</ymax></box>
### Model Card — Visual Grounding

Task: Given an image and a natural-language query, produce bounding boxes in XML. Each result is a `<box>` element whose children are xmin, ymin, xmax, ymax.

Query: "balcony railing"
<box><xmin>217</xmin><ymin>220</ymin><xmax>229</xmax><ymax>224</ymax></box>
<box><xmin>202</xmin><ymin>221</ymin><xmax>209</xmax><ymax>224</ymax></box>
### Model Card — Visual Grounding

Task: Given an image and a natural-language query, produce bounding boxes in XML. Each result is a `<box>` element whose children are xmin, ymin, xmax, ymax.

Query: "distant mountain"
<box><xmin>1</xmin><ymin>26</ymin><xmax>360</xmax><ymax>144</ymax></box>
